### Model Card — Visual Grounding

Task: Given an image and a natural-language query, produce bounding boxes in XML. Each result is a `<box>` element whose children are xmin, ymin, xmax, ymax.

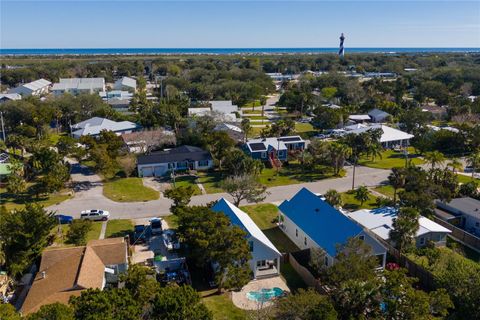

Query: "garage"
<box><xmin>140</xmin><ymin>167</ymin><xmax>153</xmax><ymax>177</ymax></box>
<box><xmin>154</xmin><ymin>165</ymin><xmax>168</xmax><ymax>176</ymax></box>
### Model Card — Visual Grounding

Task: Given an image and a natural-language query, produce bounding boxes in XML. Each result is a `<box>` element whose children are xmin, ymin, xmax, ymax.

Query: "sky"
<box><xmin>1</xmin><ymin>0</ymin><xmax>479</xmax><ymax>48</ymax></box>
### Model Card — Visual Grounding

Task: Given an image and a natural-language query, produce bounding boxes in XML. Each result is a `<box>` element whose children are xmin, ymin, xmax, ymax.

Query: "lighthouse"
<box><xmin>339</xmin><ymin>33</ymin><xmax>345</xmax><ymax>58</ymax></box>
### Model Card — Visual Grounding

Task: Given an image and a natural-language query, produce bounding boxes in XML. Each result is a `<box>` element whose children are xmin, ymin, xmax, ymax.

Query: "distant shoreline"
<box><xmin>1</xmin><ymin>47</ymin><xmax>479</xmax><ymax>56</ymax></box>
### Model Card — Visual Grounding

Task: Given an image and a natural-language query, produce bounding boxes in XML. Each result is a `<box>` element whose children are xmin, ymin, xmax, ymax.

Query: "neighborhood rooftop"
<box><xmin>137</xmin><ymin>145</ymin><xmax>212</xmax><ymax>165</ymax></box>
<box><xmin>347</xmin><ymin>207</ymin><xmax>451</xmax><ymax>241</ymax></box>
<box><xmin>71</xmin><ymin>117</ymin><xmax>139</xmax><ymax>137</ymax></box>
<box><xmin>245</xmin><ymin>136</ymin><xmax>303</xmax><ymax>152</ymax></box>
<box><xmin>278</xmin><ymin>187</ymin><xmax>363</xmax><ymax>257</ymax></box>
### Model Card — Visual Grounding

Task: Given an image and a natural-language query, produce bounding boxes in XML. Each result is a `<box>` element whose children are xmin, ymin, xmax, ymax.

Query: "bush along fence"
<box><xmin>432</xmin><ymin>216</ymin><xmax>480</xmax><ymax>252</ymax></box>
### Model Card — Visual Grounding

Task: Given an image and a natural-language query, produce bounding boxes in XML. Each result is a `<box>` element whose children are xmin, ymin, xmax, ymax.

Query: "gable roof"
<box><xmin>347</xmin><ymin>207</ymin><xmax>451</xmax><ymax>241</ymax></box>
<box><xmin>245</xmin><ymin>136</ymin><xmax>303</xmax><ymax>153</ymax></box>
<box><xmin>137</xmin><ymin>145</ymin><xmax>212</xmax><ymax>165</ymax></box>
<box><xmin>209</xmin><ymin>100</ymin><xmax>238</xmax><ymax>114</ymax></box>
<box><xmin>212</xmin><ymin>199</ymin><xmax>280</xmax><ymax>255</ymax></box>
<box><xmin>8</xmin><ymin>79</ymin><xmax>51</xmax><ymax>94</ymax></box>
<box><xmin>278</xmin><ymin>188</ymin><xmax>362</xmax><ymax>256</ymax></box>
<box><xmin>439</xmin><ymin>197</ymin><xmax>480</xmax><ymax>219</ymax></box>
<box><xmin>345</xmin><ymin>124</ymin><xmax>413</xmax><ymax>143</ymax></box>
<box><xmin>368</xmin><ymin>108</ymin><xmax>390</xmax><ymax>118</ymax></box>
<box><xmin>116</xmin><ymin>76</ymin><xmax>137</xmax><ymax>89</ymax></box>
<box><xmin>21</xmin><ymin>238</ymin><xmax>127</xmax><ymax>315</ymax></box>
<box><xmin>72</xmin><ymin>117</ymin><xmax>138</xmax><ymax>137</ymax></box>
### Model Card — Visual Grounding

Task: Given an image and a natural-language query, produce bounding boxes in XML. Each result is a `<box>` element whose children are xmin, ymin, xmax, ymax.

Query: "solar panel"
<box><xmin>250</xmin><ymin>143</ymin><xmax>266</xmax><ymax>151</ymax></box>
<box><xmin>278</xmin><ymin>137</ymin><xmax>301</xmax><ymax>142</ymax></box>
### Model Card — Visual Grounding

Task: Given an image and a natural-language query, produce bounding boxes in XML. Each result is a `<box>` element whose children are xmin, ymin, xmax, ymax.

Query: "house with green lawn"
<box><xmin>244</xmin><ymin>136</ymin><xmax>305</xmax><ymax>168</ymax></box>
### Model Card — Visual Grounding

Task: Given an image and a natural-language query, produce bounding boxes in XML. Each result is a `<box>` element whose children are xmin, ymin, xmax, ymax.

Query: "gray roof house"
<box><xmin>368</xmin><ymin>108</ymin><xmax>391</xmax><ymax>123</ymax></box>
<box><xmin>114</xmin><ymin>77</ymin><xmax>137</xmax><ymax>92</ymax></box>
<box><xmin>8</xmin><ymin>79</ymin><xmax>51</xmax><ymax>96</ymax></box>
<box><xmin>436</xmin><ymin>197</ymin><xmax>480</xmax><ymax>236</ymax></box>
<box><xmin>137</xmin><ymin>145</ymin><xmax>213</xmax><ymax>177</ymax></box>
<box><xmin>52</xmin><ymin>78</ymin><xmax>105</xmax><ymax>96</ymax></box>
<box><xmin>0</xmin><ymin>93</ymin><xmax>22</xmax><ymax>103</ymax></box>
<box><xmin>71</xmin><ymin>117</ymin><xmax>139</xmax><ymax>138</ymax></box>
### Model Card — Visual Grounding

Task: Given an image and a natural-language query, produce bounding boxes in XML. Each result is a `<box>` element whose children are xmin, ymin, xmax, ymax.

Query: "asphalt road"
<box><xmin>47</xmin><ymin>163</ymin><xmax>390</xmax><ymax>220</ymax></box>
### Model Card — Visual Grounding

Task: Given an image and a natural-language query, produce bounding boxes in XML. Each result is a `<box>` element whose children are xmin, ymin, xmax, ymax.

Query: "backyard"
<box><xmin>103</xmin><ymin>177</ymin><xmax>159</xmax><ymax>202</ymax></box>
<box><xmin>358</xmin><ymin>147</ymin><xmax>424</xmax><ymax>169</ymax></box>
<box><xmin>340</xmin><ymin>190</ymin><xmax>378</xmax><ymax>211</ymax></box>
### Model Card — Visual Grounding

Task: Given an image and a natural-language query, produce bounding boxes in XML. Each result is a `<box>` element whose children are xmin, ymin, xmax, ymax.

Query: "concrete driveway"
<box><xmin>47</xmin><ymin>164</ymin><xmax>390</xmax><ymax>220</ymax></box>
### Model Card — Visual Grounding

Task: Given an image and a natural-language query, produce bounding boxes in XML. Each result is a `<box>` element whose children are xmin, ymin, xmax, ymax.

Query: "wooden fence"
<box><xmin>288</xmin><ymin>252</ymin><xmax>324</xmax><ymax>293</ymax></box>
<box><xmin>432</xmin><ymin>216</ymin><xmax>480</xmax><ymax>252</ymax></box>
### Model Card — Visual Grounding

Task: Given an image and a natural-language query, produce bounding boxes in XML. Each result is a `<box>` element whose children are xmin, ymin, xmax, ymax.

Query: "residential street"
<box><xmin>47</xmin><ymin>164</ymin><xmax>390</xmax><ymax>219</ymax></box>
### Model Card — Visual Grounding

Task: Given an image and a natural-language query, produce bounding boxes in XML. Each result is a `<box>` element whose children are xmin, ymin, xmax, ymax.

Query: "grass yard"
<box><xmin>280</xmin><ymin>262</ymin><xmax>308</xmax><ymax>292</ymax></box>
<box><xmin>197</xmin><ymin>171</ymin><xmax>224</xmax><ymax>194</ymax></box>
<box><xmin>358</xmin><ymin>148</ymin><xmax>424</xmax><ymax>169</ymax></box>
<box><xmin>373</xmin><ymin>184</ymin><xmax>400</xmax><ymax>199</ymax></box>
<box><xmin>241</xmin><ymin>203</ymin><xmax>300</xmax><ymax>253</ymax></box>
<box><xmin>105</xmin><ymin>219</ymin><xmax>133</xmax><ymax>238</ymax></box>
<box><xmin>294</xmin><ymin>122</ymin><xmax>315</xmax><ymax>133</ymax></box>
<box><xmin>172</xmin><ymin>175</ymin><xmax>202</xmax><ymax>195</ymax></box>
<box><xmin>51</xmin><ymin>221</ymin><xmax>103</xmax><ymax>247</ymax></box>
<box><xmin>248</xmin><ymin>127</ymin><xmax>265</xmax><ymax>138</ymax></box>
<box><xmin>241</xmin><ymin>100</ymin><xmax>261</xmax><ymax>108</ymax></box>
<box><xmin>456</xmin><ymin>174</ymin><xmax>480</xmax><ymax>184</ymax></box>
<box><xmin>202</xmin><ymin>293</ymin><xmax>247</xmax><ymax>320</ymax></box>
<box><xmin>0</xmin><ymin>187</ymin><xmax>72</xmax><ymax>211</ymax></box>
<box><xmin>86</xmin><ymin>221</ymin><xmax>104</xmax><ymax>242</ymax></box>
<box><xmin>244</xmin><ymin>115</ymin><xmax>268</xmax><ymax>121</ymax></box>
<box><xmin>241</xmin><ymin>109</ymin><xmax>263</xmax><ymax>115</ymax></box>
<box><xmin>341</xmin><ymin>190</ymin><xmax>378</xmax><ymax>211</ymax></box>
<box><xmin>103</xmin><ymin>178</ymin><xmax>159</xmax><ymax>202</ymax></box>
<box><xmin>163</xmin><ymin>215</ymin><xmax>178</xmax><ymax>229</ymax></box>
<box><xmin>257</xmin><ymin>162</ymin><xmax>341</xmax><ymax>188</ymax></box>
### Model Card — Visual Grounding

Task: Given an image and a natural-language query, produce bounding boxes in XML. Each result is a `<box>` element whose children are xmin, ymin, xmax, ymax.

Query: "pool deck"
<box><xmin>231</xmin><ymin>276</ymin><xmax>290</xmax><ymax>310</ymax></box>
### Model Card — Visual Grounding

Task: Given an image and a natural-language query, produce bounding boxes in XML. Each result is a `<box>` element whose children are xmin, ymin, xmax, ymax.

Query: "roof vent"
<box><xmin>315</xmin><ymin>208</ymin><xmax>320</xmax><ymax>213</ymax></box>
<box><xmin>41</xmin><ymin>271</ymin><xmax>46</xmax><ymax>279</ymax></box>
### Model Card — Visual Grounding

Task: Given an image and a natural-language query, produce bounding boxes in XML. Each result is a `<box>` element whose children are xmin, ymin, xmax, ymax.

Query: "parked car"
<box><xmin>150</xmin><ymin>218</ymin><xmax>163</xmax><ymax>235</ymax></box>
<box><xmin>133</xmin><ymin>224</ymin><xmax>149</xmax><ymax>244</ymax></box>
<box><xmin>80</xmin><ymin>209</ymin><xmax>110</xmax><ymax>221</ymax></box>
<box><xmin>162</xmin><ymin>229</ymin><xmax>180</xmax><ymax>250</ymax></box>
<box><xmin>54</xmin><ymin>214</ymin><xmax>73</xmax><ymax>224</ymax></box>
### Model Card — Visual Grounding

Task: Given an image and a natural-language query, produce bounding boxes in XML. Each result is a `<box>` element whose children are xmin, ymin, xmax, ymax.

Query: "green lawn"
<box><xmin>163</xmin><ymin>215</ymin><xmax>178</xmax><ymax>229</ymax></box>
<box><xmin>244</xmin><ymin>115</ymin><xmax>268</xmax><ymax>121</ymax></box>
<box><xmin>51</xmin><ymin>221</ymin><xmax>103</xmax><ymax>247</ymax></box>
<box><xmin>456</xmin><ymin>174</ymin><xmax>480</xmax><ymax>184</ymax></box>
<box><xmin>341</xmin><ymin>190</ymin><xmax>378</xmax><ymax>211</ymax></box>
<box><xmin>172</xmin><ymin>175</ymin><xmax>202</xmax><ymax>195</ymax></box>
<box><xmin>86</xmin><ymin>221</ymin><xmax>103</xmax><ymax>242</ymax></box>
<box><xmin>197</xmin><ymin>171</ymin><xmax>224</xmax><ymax>194</ymax></box>
<box><xmin>257</xmin><ymin>162</ymin><xmax>341</xmax><ymax>188</ymax></box>
<box><xmin>241</xmin><ymin>203</ymin><xmax>300</xmax><ymax>253</ymax></box>
<box><xmin>294</xmin><ymin>122</ymin><xmax>315</xmax><ymax>133</ymax></box>
<box><xmin>248</xmin><ymin>127</ymin><xmax>265</xmax><ymax>138</ymax></box>
<box><xmin>241</xmin><ymin>100</ymin><xmax>261</xmax><ymax>108</ymax></box>
<box><xmin>105</xmin><ymin>219</ymin><xmax>133</xmax><ymax>238</ymax></box>
<box><xmin>358</xmin><ymin>148</ymin><xmax>424</xmax><ymax>169</ymax></box>
<box><xmin>242</xmin><ymin>109</ymin><xmax>264</xmax><ymax>115</ymax></box>
<box><xmin>103</xmin><ymin>178</ymin><xmax>159</xmax><ymax>202</ymax></box>
<box><xmin>373</xmin><ymin>185</ymin><xmax>399</xmax><ymax>198</ymax></box>
<box><xmin>202</xmin><ymin>293</ymin><xmax>247</xmax><ymax>320</ymax></box>
<box><xmin>0</xmin><ymin>187</ymin><xmax>72</xmax><ymax>211</ymax></box>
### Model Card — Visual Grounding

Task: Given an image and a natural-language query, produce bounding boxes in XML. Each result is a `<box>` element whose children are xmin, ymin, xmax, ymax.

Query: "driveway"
<box><xmin>47</xmin><ymin>164</ymin><xmax>389</xmax><ymax>220</ymax></box>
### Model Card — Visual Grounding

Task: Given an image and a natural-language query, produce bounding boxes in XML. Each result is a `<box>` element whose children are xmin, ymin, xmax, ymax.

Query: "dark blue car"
<box><xmin>54</xmin><ymin>214</ymin><xmax>73</xmax><ymax>224</ymax></box>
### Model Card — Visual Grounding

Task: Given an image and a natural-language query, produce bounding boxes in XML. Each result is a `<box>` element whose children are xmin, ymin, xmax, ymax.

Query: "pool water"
<box><xmin>246</xmin><ymin>287</ymin><xmax>284</xmax><ymax>302</ymax></box>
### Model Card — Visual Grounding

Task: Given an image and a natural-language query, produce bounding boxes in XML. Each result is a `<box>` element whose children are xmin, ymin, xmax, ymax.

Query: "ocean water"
<box><xmin>1</xmin><ymin>47</ymin><xmax>479</xmax><ymax>56</ymax></box>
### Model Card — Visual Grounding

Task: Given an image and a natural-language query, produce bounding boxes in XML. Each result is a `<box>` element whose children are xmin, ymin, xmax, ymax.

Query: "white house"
<box><xmin>114</xmin><ymin>77</ymin><xmax>137</xmax><ymax>93</ymax></box>
<box><xmin>278</xmin><ymin>188</ymin><xmax>387</xmax><ymax>268</ymax></box>
<box><xmin>344</xmin><ymin>124</ymin><xmax>414</xmax><ymax>148</ymax></box>
<box><xmin>52</xmin><ymin>78</ymin><xmax>105</xmax><ymax>96</ymax></box>
<box><xmin>368</xmin><ymin>108</ymin><xmax>391</xmax><ymax>123</ymax></box>
<box><xmin>137</xmin><ymin>145</ymin><xmax>213</xmax><ymax>177</ymax></box>
<box><xmin>8</xmin><ymin>79</ymin><xmax>51</xmax><ymax>96</ymax></box>
<box><xmin>212</xmin><ymin>199</ymin><xmax>282</xmax><ymax>279</ymax></box>
<box><xmin>0</xmin><ymin>93</ymin><xmax>22</xmax><ymax>103</ymax></box>
<box><xmin>347</xmin><ymin>207</ymin><xmax>451</xmax><ymax>248</ymax></box>
<box><xmin>71</xmin><ymin>117</ymin><xmax>139</xmax><ymax>138</ymax></box>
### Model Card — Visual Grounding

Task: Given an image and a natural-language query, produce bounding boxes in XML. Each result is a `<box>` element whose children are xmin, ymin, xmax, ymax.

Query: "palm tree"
<box><xmin>389</xmin><ymin>207</ymin><xmax>420</xmax><ymax>253</ymax></box>
<box><xmin>424</xmin><ymin>151</ymin><xmax>445</xmax><ymax>169</ymax></box>
<box><xmin>388</xmin><ymin>167</ymin><xmax>406</xmax><ymax>203</ymax></box>
<box><xmin>368</xmin><ymin>143</ymin><xmax>383</xmax><ymax>161</ymax></box>
<box><xmin>324</xmin><ymin>189</ymin><xmax>342</xmax><ymax>208</ymax></box>
<box><xmin>240</xmin><ymin>118</ymin><xmax>252</xmax><ymax>143</ymax></box>
<box><xmin>354</xmin><ymin>186</ymin><xmax>370</xmax><ymax>206</ymax></box>
<box><xmin>467</xmin><ymin>151</ymin><xmax>480</xmax><ymax>179</ymax></box>
<box><xmin>447</xmin><ymin>159</ymin><xmax>463</xmax><ymax>173</ymax></box>
<box><xmin>329</xmin><ymin>143</ymin><xmax>352</xmax><ymax>176</ymax></box>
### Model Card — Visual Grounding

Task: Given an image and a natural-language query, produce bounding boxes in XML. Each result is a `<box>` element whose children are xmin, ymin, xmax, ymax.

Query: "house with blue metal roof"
<box><xmin>278</xmin><ymin>188</ymin><xmax>386</xmax><ymax>268</ymax></box>
<box><xmin>212</xmin><ymin>198</ymin><xmax>281</xmax><ymax>279</ymax></box>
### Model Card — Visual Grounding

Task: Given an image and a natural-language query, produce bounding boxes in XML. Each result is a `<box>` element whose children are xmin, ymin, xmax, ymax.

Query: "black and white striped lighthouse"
<box><xmin>339</xmin><ymin>33</ymin><xmax>345</xmax><ymax>58</ymax></box>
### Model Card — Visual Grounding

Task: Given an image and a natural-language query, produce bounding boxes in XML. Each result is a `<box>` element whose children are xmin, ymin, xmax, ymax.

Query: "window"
<box><xmin>248</xmin><ymin>241</ymin><xmax>254</xmax><ymax>252</ymax></box>
<box><xmin>177</xmin><ymin>161</ymin><xmax>187</xmax><ymax>169</ymax></box>
<box><xmin>261</xmin><ymin>152</ymin><xmax>267</xmax><ymax>158</ymax></box>
<box><xmin>198</xmin><ymin>160</ymin><xmax>209</xmax><ymax>167</ymax></box>
<box><xmin>419</xmin><ymin>237</ymin><xmax>425</xmax><ymax>245</ymax></box>
<box><xmin>358</xmin><ymin>235</ymin><xmax>365</xmax><ymax>241</ymax></box>
<box><xmin>324</xmin><ymin>256</ymin><xmax>329</xmax><ymax>267</ymax></box>
<box><xmin>295</xmin><ymin>229</ymin><xmax>298</xmax><ymax>237</ymax></box>
<box><xmin>304</xmin><ymin>237</ymin><xmax>307</xmax><ymax>246</ymax></box>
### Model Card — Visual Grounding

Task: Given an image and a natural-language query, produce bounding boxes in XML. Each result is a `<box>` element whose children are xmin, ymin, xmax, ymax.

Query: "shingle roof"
<box><xmin>368</xmin><ymin>108</ymin><xmax>390</xmax><ymax>118</ymax></box>
<box><xmin>212</xmin><ymin>199</ymin><xmax>281</xmax><ymax>255</ymax></box>
<box><xmin>21</xmin><ymin>238</ymin><xmax>127</xmax><ymax>315</ymax></box>
<box><xmin>440</xmin><ymin>197</ymin><xmax>480</xmax><ymax>218</ymax></box>
<box><xmin>278</xmin><ymin>188</ymin><xmax>363</xmax><ymax>256</ymax></box>
<box><xmin>137</xmin><ymin>145</ymin><xmax>212</xmax><ymax>165</ymax></box>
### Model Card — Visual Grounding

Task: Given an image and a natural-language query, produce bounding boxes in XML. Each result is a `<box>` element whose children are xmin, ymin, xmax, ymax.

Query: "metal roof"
<box><xmin>278</xmin><ymin>188</ymin><xmax>363</xmax><ymax>257</ymax></box>
<box><xmin>212</xmin><ymin>198</ymin><xmax>281</xmax><ymax>255</ymax></box>
<box><xmin>71</xmin><ymin>117</ymin><xmax>138</xmax><ymax>137</ymax></box>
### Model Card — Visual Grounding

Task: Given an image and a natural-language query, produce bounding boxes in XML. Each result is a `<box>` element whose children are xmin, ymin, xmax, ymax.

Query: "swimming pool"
<box><xmin>246</xmin><ymin>287</ymin><xmax>284</xmax><ymax>302</ymax></box>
